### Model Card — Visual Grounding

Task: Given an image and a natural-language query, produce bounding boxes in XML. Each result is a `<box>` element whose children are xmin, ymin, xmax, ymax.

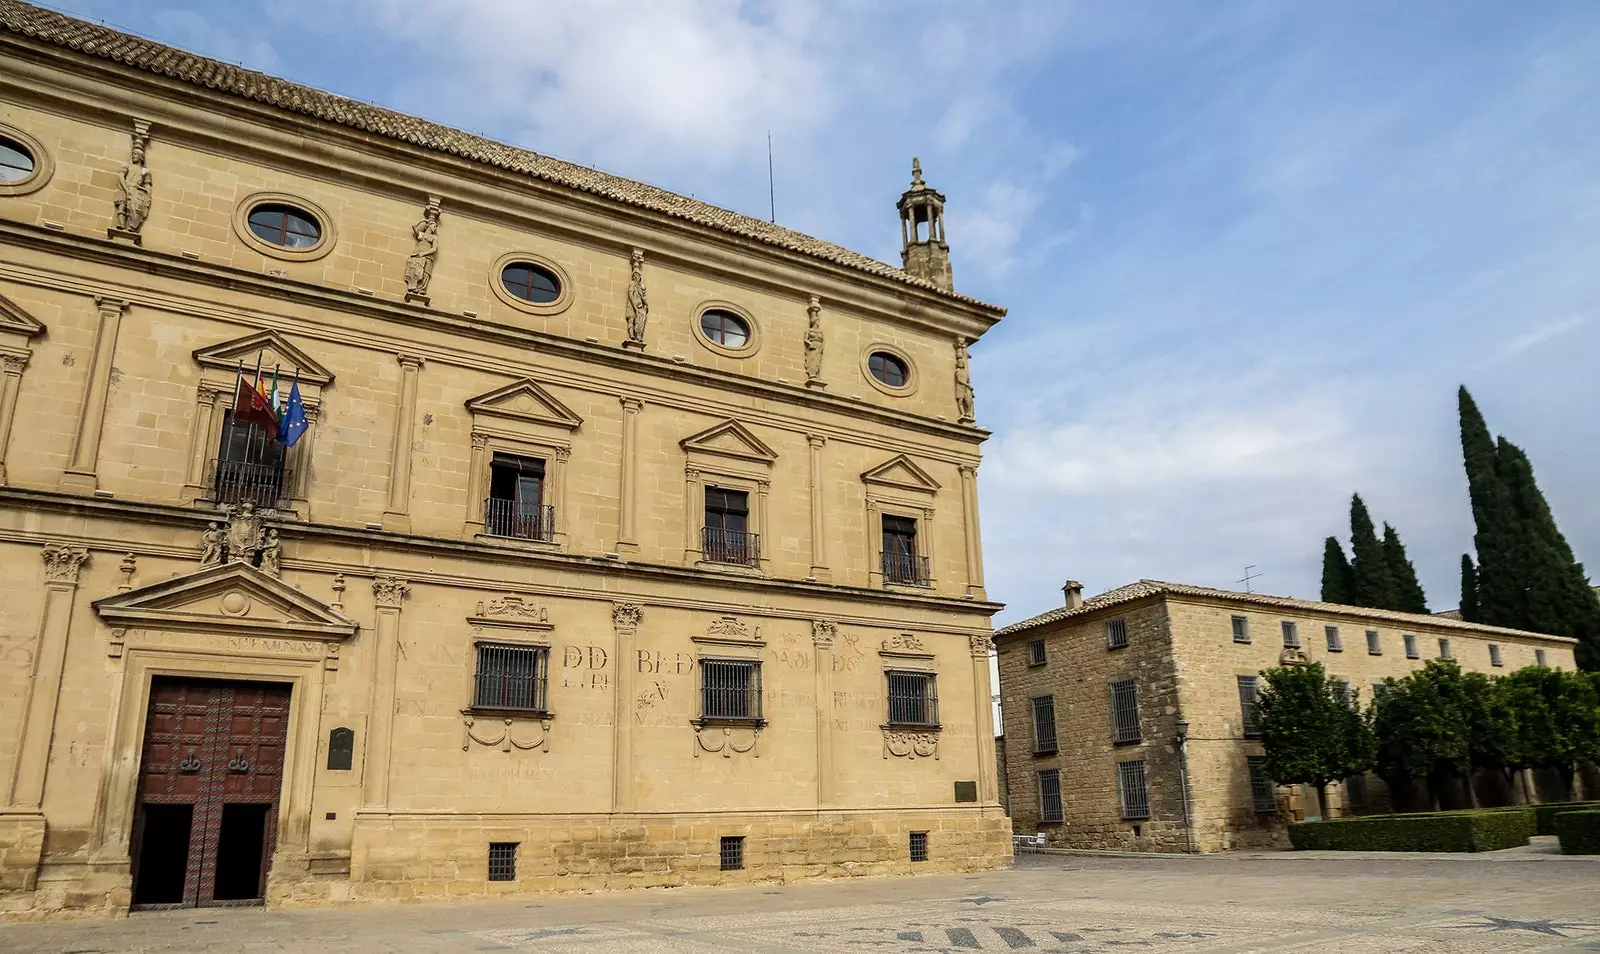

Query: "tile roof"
<box><xmin>993</xmin><ymin>579</ymin><xmax>1579</xmax><ymax>644</ymax></box>
<box><xmin>0</xmin><ymin>0</ymin><xmax>1003</xmax><ymax>315</ymax></box>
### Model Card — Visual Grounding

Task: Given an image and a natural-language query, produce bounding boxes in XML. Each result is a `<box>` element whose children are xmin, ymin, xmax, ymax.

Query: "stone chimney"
<box><xmin>1063</xmin><ymin>580</ymin><xmax>1084</xmax><ymax>609</ymax></box>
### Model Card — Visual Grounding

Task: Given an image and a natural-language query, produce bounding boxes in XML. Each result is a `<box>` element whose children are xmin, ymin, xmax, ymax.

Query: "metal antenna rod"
<box><xmin>1237</xmin><ymin>565</ymin><xmax>1261</xmax><ymax>594</ymax></box>
<box><xmin>767</xmin><ymin>132</ymin><xmax>776</xmax><ymax>224</ymax></box>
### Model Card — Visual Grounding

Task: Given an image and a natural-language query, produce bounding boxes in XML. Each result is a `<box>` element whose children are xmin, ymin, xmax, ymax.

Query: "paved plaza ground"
<box><xmin>3</xmin><ymin>849</ymin><xmax>1599</xmax><ymax>953</ymax></box>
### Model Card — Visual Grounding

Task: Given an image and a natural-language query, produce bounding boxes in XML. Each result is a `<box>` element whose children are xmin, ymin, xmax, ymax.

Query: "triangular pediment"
<box><xmin>94</xmin><ymin>562</ymin><xmax>358</xmax><ymax>641</ymax></box>
<box><xmin>466</xmin><ymin>378</ymin><xmax>583</xmax><ymax>431</ymax></box>
<box><xmin>862</xmin><ymin>453</ymin><xmax>941</xmax><ymax>493</ymax></box>
<box><xmin>0</xmin><ymin>290</ymin><xmax>46</xmax><ymax>339</ymax></box>
<box><xmin>680</xmin><ymin>420</ymin><xmax>777</xmax><ymax>465</ymax></box>
<box><xmin>194</xmin><ymin>331</ymin><xmax>334</xmax><ymax>387</ymax></box>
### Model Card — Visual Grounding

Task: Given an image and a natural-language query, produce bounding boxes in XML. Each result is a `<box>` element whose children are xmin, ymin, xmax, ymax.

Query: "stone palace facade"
<box><xmin>994</xmin><ymin>580</ymin><xmax>1578</xmax><ymax>853</ymax></box>
<box><xmin>0</xmin><ymin>1</ymin><xmax>1009</xmax><ymax>917</ymax></box>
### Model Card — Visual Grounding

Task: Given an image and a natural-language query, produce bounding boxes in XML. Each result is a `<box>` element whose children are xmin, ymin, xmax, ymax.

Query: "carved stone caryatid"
<box><xmin>611</xmin><ymin>601</ymin><xmax>643</xmax><ymax>632</ymax></box>
<box><xmin>403</xmin><ymin>198</ymin><xmax>441</xmax><ymax>303</ymax></box>
<box><xmin>883</xmin><ymin>729</ymin><xmax>940</xmax><ymax>760</ymax></box>
<box><xmin>969</xmin><ymin>632</ymin><xmax>993</xmax><ymax>657</ymax></box>
<box><xmin>803</xmin><ymin>295</ymin><xmax>825</xmax><ymax>388</ymax></box>
<box><xmin>622</xmin><ymin>248</ymin><xmax>648</xmax><ymax>350</ymax></box>
<box><xmin>111</xmin><ymin>121</ymin><xmax>153</xmax><ymax>239</ymax></box>
<box><xmin>258</xmin><ymin>529</ymin><xmax>282</xmax><ymax>578</ymax></box>
<box><xmin>372</xmin><ymin>576</ymin><xmax>410</xmax><ymax>609</ymax></box>
<box><xmin>811</xmin><ymin>618</ymin><xmax>837</xmax><ymax>649</ymax></box>
<box><xmin>954</xmin><ymin>339</ymin><xmax>976</xmax><ymax>424</ymax></box>
<box><xmin>41</xmin><ymin>543</ymin><xmax>88</xmax><ymax>586</ymax></box>
<box><xmin>199</xmin><ymin>521</ymin><xmax>224</xmax><ymax>567</ymax></box>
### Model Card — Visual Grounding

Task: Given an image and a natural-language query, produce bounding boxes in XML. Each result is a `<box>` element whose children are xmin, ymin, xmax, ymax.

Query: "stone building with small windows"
<box><xmin>0</xmin><ymin>1</ymin><xmax>1010</xmax><ymax>918</ymax></box>
<box><xmin>993</xmin><ymin>579</ymin><xmax>1579</xmax><ymax>853</ymax></box>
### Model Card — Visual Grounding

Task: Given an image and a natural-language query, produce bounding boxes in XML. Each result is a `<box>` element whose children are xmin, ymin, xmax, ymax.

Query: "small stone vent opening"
<box><xmin>488</xmin><ymin>842</ymin><xmax>518</xmax><ymax>882</ymax></box>
<box><xmin>909</xmin><ymin>831</ymin><xmax>929</xmax><ymax>863</ymax></box>
<box><xmin>720</xmin><ymin>835</ymin><xmax>745</xmax><ymax>871</ymax></box>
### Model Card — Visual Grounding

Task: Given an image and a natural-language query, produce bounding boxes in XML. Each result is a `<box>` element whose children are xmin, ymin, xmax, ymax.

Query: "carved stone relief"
<box><xmin>111</xmin><ymin>121</ymin><xmax>152</xmax><ymax>240</ymax></box>
<box><xmin>373</xmin><ymin>576</ymin><xmax>410</xmax><ymax>609</ymax></box>
<box><xmin>623</xmin><ymin>248</ymin><xmax>648</xmax><ymax>350</ymax></box>
<box><xmin>404</xmin><ymin>197</ymin><xmax>441</xmax><ymax>303</ymax></box>
<box><xmin>969</xmin><ymin>633</ymin><xmax>993</xmax><ymax>657</ymax></box>
<box><xmin>954</xmin><ymin>338</ymin><xmax>976</xmax><ymax>424</ymax></box>
<box><xmin>811</xmin><ymin>619</ymin><xmax>837</xmax><ymax>649</ymax></box>
<box><xmin>200</xmin><ymin>503</ymin><xmax>281</xmax><ymax>576</ymax></box>
<box><xmin>882</xmin><ymin>633</ymin><xmax>925</xmax><ymax>653</ymax></box>
<box><xmin>41</xmin><ymin>543</ymin><xmax>88</xmax><ymax>586</ymax></box>
<box><xmin>804</xmin><ymin>295</ymin><xmax>825</xmax><ymax>388</ymax></box>
<box><xmin>475</xmin><ymin>595</ymin><xmax>548</xmax><ymax>624</ymax></box>
<box><xmin>612</xmin><ymin>601</ymin><xmax>644</xmax><ymax>632</ymax></box>
<box><xmin>462</xmin><ymin>710</ymin><xmax>552</xmax><ymax>753</ymax></box>
<box><xmin>883</xmin><ymin>729</ymin><xmax>940</xmax><ymax>760</ymax></box>
<box><xmin>693</xmin><ymin>724</ymin><xmax>760</xmax><ymax>759</ymax></box>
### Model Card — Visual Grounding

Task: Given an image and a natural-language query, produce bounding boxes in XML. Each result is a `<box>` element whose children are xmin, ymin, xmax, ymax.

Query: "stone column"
<box><xmin>959</xmin><ymin>464</ymin><xmax>987</xmax><ymax>600</ymax></box>
<box><xmin>383</xmin><ymin>355</ymin><xmax>423</xmax><ymax>532</ymax></box>
<box><xmin>812</xmin><ymin>620</ymin><xmax>837</xmax><ymax>807</ymax></box>
<box><xmin>969</xmin><ymin>633</ymin><xmax>997</xmax><ymax>805</ymax></box>
<box><xmin>866</xmin><ymin>500</ymin><xmax>883</xmax><ymax>587</ymax></box>
<box><xmin>610</xmin><ymin>602</ymin><xmax>642</xmax><ymax>812</ymax></box>
<box><xmin>682</xmin><ymin>467</ymin><xmax>702</xmax><ymax>564</ymax></box>
<box><xmin>755</xmin><ymin>479</ymin><xmax>771</xmax><ymax>572</ymax></box>
<box><xmin>616</xmin><ymin>397</ymin><xmax>642</xmax><ymax>553</ymax></box>
<box><xmin>61</xmin><ymin>297</ymin><xmax>128</xmax><ymax>493</ymax></box>
<box><xmin>462</xmin><ymin>432</ymin><xmax>489</xmax><ymax>538</ymax></box>
<box><xmin>550</xmin><ymin>446</ymin><xmax>570</xmax><ymax>546</ymax></box>
<box><xmin>287</xmin><ymin>403</ymin><xmax>321</xmax><ymax>518</ymax></box>
<box><xmin>6</xmin><ymin>544</ymin><xmax>88</xmax><ymax>808</ymax></box>
<box><xmin>180</xmin><ymin>384</ymin><xmax>223</xmax><ymax>502</ymax></box>
<box><xmin>360</xmin><ymin>576</ymin><xmax>408</xmax><ymax>811</ymax></box>
<box><xmin>806</xmin><ymin>435</ymin><xmax>829</xmax><ymax>581</ymax></box>
<box><xmin>0</xmin><ymin>351</ymin><xmax>30</xmax><ymax>485</ymax></box>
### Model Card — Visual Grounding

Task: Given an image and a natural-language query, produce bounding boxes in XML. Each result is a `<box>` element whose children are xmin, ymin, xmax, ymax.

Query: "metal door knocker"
<box><xmin>227</xmin><ymin>748</ymin><xmax>249</xmax><ymax>773</ymax></box>
<box><xmin>178</xmin><ymin>750</ymin><xmax>202</xmax><ymax>773</ymax></box>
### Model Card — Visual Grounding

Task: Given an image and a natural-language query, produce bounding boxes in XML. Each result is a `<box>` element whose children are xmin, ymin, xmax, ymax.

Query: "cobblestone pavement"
<box><xmin>4</xmin><ymin>852</ymin><xmax>1600</xmax><ymax>953</ymax></box>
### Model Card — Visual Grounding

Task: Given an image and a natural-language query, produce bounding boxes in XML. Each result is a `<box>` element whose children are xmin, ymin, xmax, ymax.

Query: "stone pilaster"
<box><xmin>382</xmin><ymin>355</ymin><xmax>423</xmax><ymax>532</ymax></box>
<box><xmin>6</xmin><ymin>544</ymin><xmax>88</xmax><ymax>808</ymax></box>
<box><xmin>615</xmin><ymin>397</ymin><xmax>642</xmax><ymax>553</ymax></box>
<box><xmin>812</xmin><ymin>619</ymin><xmax>837</xmax><ymax>807</ymax></box>
<box><xmin>959</xmin><ymin>463</ymin><xmax>987</xmax><ymax>600</ymax></box>
<box><xmin>61</xmin><ymin>297</ymin><xmax>128</xmax><ymax>493</ymax></box>
<box><xmin>0</xmin><ymin>351</ymin><xmax>29</xmax><ymax>485</ymax></box>
<box><xmin>180</xmin><ymin>383</ymin><xmax>224</xmax><ymax>502</ymax></box>
<box><xmin>969</xmin><ymin>632</ymin><xmax>997</xmax><ymax>805</ymax></box>
<box><xmin>806</xmin><ymin>434</ymin><xmax>829</xmax><ymax>581</ymax></box>
<box><xmin>683</xmin><ymin>466</ymin><xmax>703</xmax><ymax>563</ymax></box>
<box><xmin>611</xmin><ymin>602</ymin><xmax>642</xmax><ymax>812</ymax></box>
<box><xmin>361</xmin><ymin>576</ymin><xmax>408</xmax><ymax>810</ymax></box>
<box><xmin>463</xmin><ymin>432</ymin><xmax>490</xmax><ymax>538</ymax></box>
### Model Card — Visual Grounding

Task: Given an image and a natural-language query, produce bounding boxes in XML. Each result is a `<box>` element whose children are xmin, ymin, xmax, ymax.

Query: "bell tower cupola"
<box><xmin>897</xmin><ymin>157</ymin><xmax>954</xmax><ymax>292</ymax></box>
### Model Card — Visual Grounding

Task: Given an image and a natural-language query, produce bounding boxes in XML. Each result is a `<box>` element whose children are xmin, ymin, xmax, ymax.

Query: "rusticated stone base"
<box><xmin>0</xmin><ymin>814</ymin><xmax>46</xmax><ymax>894</ymax></box>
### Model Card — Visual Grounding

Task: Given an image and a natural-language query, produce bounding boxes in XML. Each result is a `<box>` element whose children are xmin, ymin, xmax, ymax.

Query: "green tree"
<box><xmin>1255</xmin><ymin>662</ymin><xmax>1375</xmax><ymax>819</ymax></box>
<box><xmin>1320</xmin><ymin>537</ymin><xmax>1355</xmax><ymax>605</ymax></box>
<box><xmin>1460</xmin><ymin>671</ymin><xmax>1516</xmax><ymax>805</ymax></box>
<box><xmin>1499</xmin><ymin>666</ymin><xmax>1600</xmax><ymax>800</ymax></box>
<box><xmin>1459</xmin><ymin>554</ymin><xmax>1480</xmax><ymax>622</ymax></box>
<box><xmin>1382</xmin><ymin>523</ymin><xmax>1429</xmax><ymax>613</ymax></box>
<box><xmin>1349</xmin><ymin>494</ymin><xmax>1396</xmax><ymax>610</ymax></box>
<box><xmin>1372</xmin><ymin>661</ymin><xmax>1471</xmax><ymax>809</ymax></box>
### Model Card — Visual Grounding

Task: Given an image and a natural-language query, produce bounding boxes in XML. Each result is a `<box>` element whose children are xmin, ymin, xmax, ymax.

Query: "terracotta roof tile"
<box><xmin>0</xmin><ymin>0</ymin><xmax>1003</xmax><ymax>314</ymax></box>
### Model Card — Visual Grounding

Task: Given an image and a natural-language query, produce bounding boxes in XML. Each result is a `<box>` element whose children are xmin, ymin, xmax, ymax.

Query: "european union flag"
<box><xmin>280</xmin><ymin>378</ymin><xmax>309</xmax><ymax>448</ymax></box>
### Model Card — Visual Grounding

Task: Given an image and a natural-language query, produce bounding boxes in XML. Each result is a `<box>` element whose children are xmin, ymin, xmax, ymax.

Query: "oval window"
<box><xmin>246</xmin><ymin>203</ymin><xmax>322</xmax><ymax>249</ymax></box>
<box><xmin>700</xmin><ymin>309</ymin><xmax>750</xmax><ymax>349</ymax></box>
<box><xmin>868</xmin><ymin>351</ymin><xmax>910</xmax><ymax>388</ymax></box>
<box><xmin>501</xmin><ymin>262</ymin><xmax>562</xmax><ymax>304</ymax></box>
<box><xmin>0</xmin><ymin>136</ymin><xmax>35</xmax><ymax>184</ymax></box>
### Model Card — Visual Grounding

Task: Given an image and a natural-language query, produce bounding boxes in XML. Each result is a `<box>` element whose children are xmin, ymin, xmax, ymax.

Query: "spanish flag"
<box><xmin>233</xmin><ymin>369</ymin><xmax>280</xmax><ymax>439</ymax></box>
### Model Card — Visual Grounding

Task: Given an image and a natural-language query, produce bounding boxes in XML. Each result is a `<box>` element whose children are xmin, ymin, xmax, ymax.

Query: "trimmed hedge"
<box><xmin>1556</xmin><ymin>810</ymin><xmax>1600</xmax><ymax>855</ymax></box>
<box><xmin>1288</xmin><ymin>808</ymin><xmax>1533</xmax><ymax>852</ymax></box>
<box><xmin>1535</xmin><ymin>801</ymin><xmax>1600</xmax><ymax>836</ymax></box>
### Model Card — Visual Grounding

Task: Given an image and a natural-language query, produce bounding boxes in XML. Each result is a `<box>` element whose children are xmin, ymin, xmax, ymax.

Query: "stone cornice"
<box><xmin>0</xmin><ymin>222</ymin><xmax>990</xmax><ymax>449</ymax></box>
<box><xmin>0</xmin><ymin>37</ymin><xmax>1004</xmax><ymax>337</ymax></box>
<box><xmin>0</xmin><ymin>487</ymin><xmax>1004</xmax><ymax>619</ymax></box>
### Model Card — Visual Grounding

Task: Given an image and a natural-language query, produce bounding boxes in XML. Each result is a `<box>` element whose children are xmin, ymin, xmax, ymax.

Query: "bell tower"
<box><xmin>897</xmin><ymin>158</ymin><xmax>954</xmax><ymax>291</ymax></box>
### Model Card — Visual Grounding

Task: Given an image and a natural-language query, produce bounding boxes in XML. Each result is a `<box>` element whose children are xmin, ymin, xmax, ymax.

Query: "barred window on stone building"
<box><xmin>1437</xmin><ymin>638</ymin><xmax>1452</xmax><ymax>660</ymax></box>
<box><xmin>719</xmin><ymin>836</ymin><xmax>745</xmax><ymax>871</ymax></box>
<box><xmin>1489</xmin><ymin>643</ymin><xmax>1503</xmax><ymax>667</ymax></box>
<box><xmin>886</xmin><ymin>670</ymin><xmax>939</xmax><ymax>727</ymax></box>
<box><xmin>1037</xmin><ymin>769</ymin><xmax>1063</xmax><ymax>823</ymax></box>
<box><xmin>1281</xmin><ymin>620</ymin><xmax>1300</xmax><ymax>648</ymax></box>
<box><xmin>487</xmin><ymin>842</ymin><xmax>518</xmax><ymax>882</ymax></box>
<box><xmin>1366</xmin><ymin>629</ymin><xmax>1382</xmax><ymax>655</ymax></box>
<box><xmin>1372</xmin><ymin>682</ymin><xmax>1388</xmax><ymax>700</ymax></box>
<box><xmin>1106</xmin><ymin>617</ymin><xmax>1128</xmax><ymax>650</ymax></box>
<box><xmin>1403</xmin><ymin>633</ymin><xmax>1419</xmax><ymax>659</ymax></box>
<box><xmin>1536</xmin><ymin>648</ymin><xmax>1547</xmax><ymax>667</ymax></box>
<box><xmin>1109</xmin><ymin>678</ymin><xmax>1141</xmax><ymax>744</ymax></box>
<box><xmin>909</xmin><ymin>831</ymin><xmax>929</xmax><ymax>862</ymax></box>
<box><xmin>1028</xmin><ymin>638</ymin><xmax>1047</xmax><ymax>666</ymax></box>
<box><xmin>1246</xmin><ymin>757</ymin><xmax>1276</xmax><ymax>814</ymax></box>
<box><xmin>1237</xmin><ymin>675</ymin><xmax>1260</xmax><ymax>738</ymax></box>
<box><xmin>472</xmin><ymin>643</ymin><xmax>549</xmax><ymax>713</ymax></box>
<box><xmin>1117</xmin><ymin>760</ymin><xmax>1151</xmax><ymax>820</ymax></box>
<box><xmin>1231</xmin><ymin>615</ymin><xmax>1250</xmax><ymax>643</ymax></box>
<box><xmin>1325</xmin><ymin>626</ymin><xmax>1342</xmax><ymax>652</ymax></box>
<box><xmin>700</xmin><ymin>658</ymin><xmax>762</xmax><ymax>722</ymax></box>
<box><xmin>1332</xmin><ymin>680</ymin><xmax>1352</xmax><ymax>708</ymax></box>
<box><xmin>1031</xmin><ymin>695</ymin><xmax>1057</xmax><ymax>755</ymax></box>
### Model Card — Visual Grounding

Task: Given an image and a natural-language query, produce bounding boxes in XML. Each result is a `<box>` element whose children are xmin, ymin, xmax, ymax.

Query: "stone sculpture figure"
<box><xmin>225</xmin><ymin>502</ymin><xmax>263</xmax><ymax>564</ymax></box>
<box><xmin>954</xmin><ymin>339</ymin><xmax>976</xmax><ymax>424</ymax></box>
<box><xmin>623</xmin><ymin>248</ymin><xmax>648</xmax><ymax>347</ymax></box>
<box><xmin>804</xmin><ymin>296</ymin><xmax>825</xmax><ymax>386</ymax></box>
<box><xmin>199</xmin><ymin>522</ymin><xmax>224</xmax><ymax>567</ymax></box>
<box><xmin>259</xmin><ymin>529</ymin><xmax>282</xmax><ymax>577</ymax></box>
<box><xmin>404</xmin><ymin>201</ymin><xmax>440</xmax><ymax>299</ymax></box>
<box><xmin>114</xmin><ymin>128</ymin><xmax>153</xmax><ymax>234</ymax></box>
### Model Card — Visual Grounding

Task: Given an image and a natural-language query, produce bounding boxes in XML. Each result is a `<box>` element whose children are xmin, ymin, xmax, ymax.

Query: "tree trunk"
<box><xmin>1465</xmin><ymin>772</ymin><xmax>1480</xmax><ymax>808</ymax></box>
<box><xmin>1561</xmin><ymin>765</ymin><xmax>1577</xmax><ymax>801</ymax></box>
<box><xmin>1507</xmin><ymin>768</ymin><xmax>1525</xmax><ymax>805</ymax></box>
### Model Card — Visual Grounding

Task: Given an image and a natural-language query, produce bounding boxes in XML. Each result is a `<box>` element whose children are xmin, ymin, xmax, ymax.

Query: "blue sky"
<box><xmin>53</xmin><ymin>0</ymin><xmax>1600</xmax><ymax>626</ymax></box>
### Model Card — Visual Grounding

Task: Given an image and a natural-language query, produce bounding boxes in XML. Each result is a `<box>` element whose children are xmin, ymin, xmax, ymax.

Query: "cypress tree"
<box><xmin>1459</xmin><ymin>554</ymin><xmax>1480</xmax><ymax>622</ymax></box>
<box><xmin>1459</xmin><ymin>387</ymin><xmax>1522</xmax><ymax>626</ymax></box>
<box><xmin>1321</xmin><ymin>536</ymin><xmax>1356</xmax><ymax>605</ymax></box>
<box><xmin>1382</xmin><ymin>523</ymin><xmax>1429</xmax><ymax>613</ymax></box>
<box><xmin>1349</xmin><ymin>494</ymin><xmax>1396</xmax><ymax>610</ymax></box>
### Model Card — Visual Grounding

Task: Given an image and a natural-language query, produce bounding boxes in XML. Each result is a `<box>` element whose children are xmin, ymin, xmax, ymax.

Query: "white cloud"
<box><xmin>1492</xmin><ymin>314</ymin><xmax>1587</xmax><ymax>363</ymax></box>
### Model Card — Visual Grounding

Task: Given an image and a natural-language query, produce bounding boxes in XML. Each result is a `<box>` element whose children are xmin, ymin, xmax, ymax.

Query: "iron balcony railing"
<box><xmin>208</xmin><ymin>458</ymin><xmax>291</xmax><ymax>509</ymax></box>
<box><xmin>483</xmin><ymin>499</ymin><xmax>555</xmax><ymax>543</ymax></box>
<box><xmin>882</xmin><ymin>551</ymin><xmax>931</xmax><ymax>586</ymax></box>
<box><xmin>702</xmin><ymin>526</ymin><xmax>759</xmax><ymax>567</ymax></box>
